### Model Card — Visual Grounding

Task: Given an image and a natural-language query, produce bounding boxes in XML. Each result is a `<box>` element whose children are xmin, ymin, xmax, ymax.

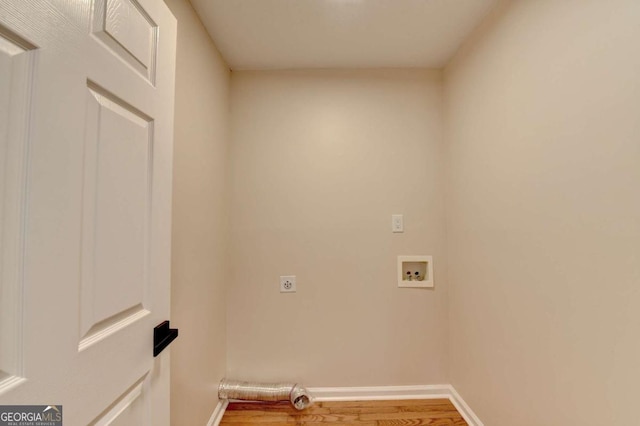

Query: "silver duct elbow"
<box><xmin>218</xmin><ymin>378</ymin><xmax>313</xmax><ymax>410</ymax></box>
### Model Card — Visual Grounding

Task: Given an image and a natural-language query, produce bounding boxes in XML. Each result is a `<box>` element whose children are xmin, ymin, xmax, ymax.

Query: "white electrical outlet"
<box><xmin>280</xmin><ymin>276</ymin><xmax>296</xmax><ymax>293</ymax></box>
<box><xmin>392</xmin><ymin>214</ymin><xmax>404</xmax><ymax>233</ymax></box>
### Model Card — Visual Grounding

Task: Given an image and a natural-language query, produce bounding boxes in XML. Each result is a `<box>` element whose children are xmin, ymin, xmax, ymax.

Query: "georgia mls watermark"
<box><xmin>0</xmin><ymin>406</ymin><xmax>62</xmax><ymax>426</ymax></box>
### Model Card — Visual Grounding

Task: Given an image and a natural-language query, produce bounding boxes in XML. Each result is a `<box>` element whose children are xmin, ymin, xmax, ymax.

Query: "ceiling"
<box><xmin>189</xmin><ymin>0</ymin><xmax>499</xmax><ymax>70</ymax></box>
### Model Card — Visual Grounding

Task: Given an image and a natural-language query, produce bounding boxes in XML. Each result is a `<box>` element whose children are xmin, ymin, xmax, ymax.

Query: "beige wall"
<box><xmin>165</xmin><ymin>0</ymin><xmax>230</xmax><ymax>424</ymax></box>
<box><xmin>444</xmin><ymin>1</ymin><xmax>640</xmax><ymax>424</ymax></box>
<box><xmin>228</xmin><ymin>70</ymin><xmax>448</xmax><ymax>386</ymax></box>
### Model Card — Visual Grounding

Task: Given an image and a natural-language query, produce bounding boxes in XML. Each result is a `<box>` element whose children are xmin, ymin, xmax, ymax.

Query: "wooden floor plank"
<box><xmin>377</xmin><ymin>419</ymin><xmax>467</xmax><ymax>426</ymax></box>
<box><xmin>359</xmin><ymin>411</ymin><xmax>464</xmax><ymax>421</ymax></box>
<box><xmin>319</xmin><ymin>399</ymin><xmax>452</xmax><ymax>408</ymax></box>
<box><xmin>220</xmin><ymin>399</ymin><xmax>468</xmax><ymax>425</ymax></box>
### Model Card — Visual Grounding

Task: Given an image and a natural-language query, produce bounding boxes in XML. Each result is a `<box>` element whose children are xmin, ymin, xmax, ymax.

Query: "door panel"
<box><xmin>80</xmin><ymin>82</ymin><xmax>153</xmax><ymax>346</ymax></box>
<box><xmin>0</xmin><ymin>0</ymin><xmax>176</xmax><ymax>424</ymax></box>
<box><xmin>92</xmin><ymin>0</ymin><xmax>158</xmax><ymax>82</ymax></box>
<box><xmin>0</xmin><ymin>27</ymin><xmax>35</xmax><ymax>391</ymax></box>
<box><xmin>90</xmin><ymin>375</ymin><xmax>149</xmax><ymax>425</ymax></box>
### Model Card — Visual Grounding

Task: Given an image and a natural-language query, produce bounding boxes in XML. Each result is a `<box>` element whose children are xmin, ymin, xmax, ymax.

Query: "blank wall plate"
<box><xmin>392</xmin><ymin>214</ymin><xmax>404</xmax><ymax>233</ymax></box>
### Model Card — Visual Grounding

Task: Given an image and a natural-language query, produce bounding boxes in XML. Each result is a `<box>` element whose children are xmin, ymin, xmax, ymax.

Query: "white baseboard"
<box><xmin>448</xmin><ymin>385</ymin><xmax>485</xmax><ymax>426</ymax></box>
<box><xmin>206</xmin><ymin>399</ymin><xmax>229</xmax><ymax>426</ymax></box>
<box><xmin>206</xmin><ymin>385</ymin><xmax>482</xmax><ymax>426</ymax></box>
<box><xmin>307</xmin><ymin>384</ymin><xmax>452</xmax><ymax>401</ymax></box>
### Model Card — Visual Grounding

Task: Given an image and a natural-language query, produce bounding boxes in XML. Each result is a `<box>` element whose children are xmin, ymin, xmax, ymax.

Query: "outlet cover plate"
<box><xmin>280</xmin><ymin>276</ymin><xmax>296</xmax><ymax>293</ymax></box>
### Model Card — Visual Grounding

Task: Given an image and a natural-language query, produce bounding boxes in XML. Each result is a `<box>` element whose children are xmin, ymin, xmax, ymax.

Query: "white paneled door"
<box><xmin>0</xmin><ymin>0</ymin><xmax>176</xmax><ymax>424</ymax></box>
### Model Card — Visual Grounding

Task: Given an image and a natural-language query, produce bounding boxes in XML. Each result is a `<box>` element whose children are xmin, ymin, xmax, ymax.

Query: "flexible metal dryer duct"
<box><xmin>218</xmin><ymin>379</ymin><xmax>313</xmax><ymax>410</ymax></box>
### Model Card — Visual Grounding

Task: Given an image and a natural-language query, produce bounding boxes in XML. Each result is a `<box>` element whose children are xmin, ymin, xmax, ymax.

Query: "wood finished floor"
<box><xmin>220</xmin><ymin>399</ymin><xmax>469</xmax><ymax>425</ymax></box>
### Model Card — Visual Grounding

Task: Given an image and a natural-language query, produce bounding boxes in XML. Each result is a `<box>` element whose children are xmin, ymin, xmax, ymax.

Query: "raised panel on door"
<box><xmin>91</xmin><ymin>0</ymin><xmax>158</xmax><ymax>83</ymax></box>
<box><xmin>0</xmin><ymin>27</ymin><xmax>35</xmax><ymax>393</ymax></box>
<box><xmin>89</xmin><ymin>374</ymin><xmax>150</xmax><ymax>426</ymax></box>
<box><xmin>79</xmin><ymin>81</ymin><xmax>154</xmax><ymax>351</ymax></box>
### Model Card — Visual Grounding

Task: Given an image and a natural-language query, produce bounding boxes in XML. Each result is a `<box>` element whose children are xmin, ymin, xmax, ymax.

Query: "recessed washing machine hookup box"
<box><xmin>397</xmin><ymin>255</ymin><xmax>433</xmax><ymax>288</ymax></box>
